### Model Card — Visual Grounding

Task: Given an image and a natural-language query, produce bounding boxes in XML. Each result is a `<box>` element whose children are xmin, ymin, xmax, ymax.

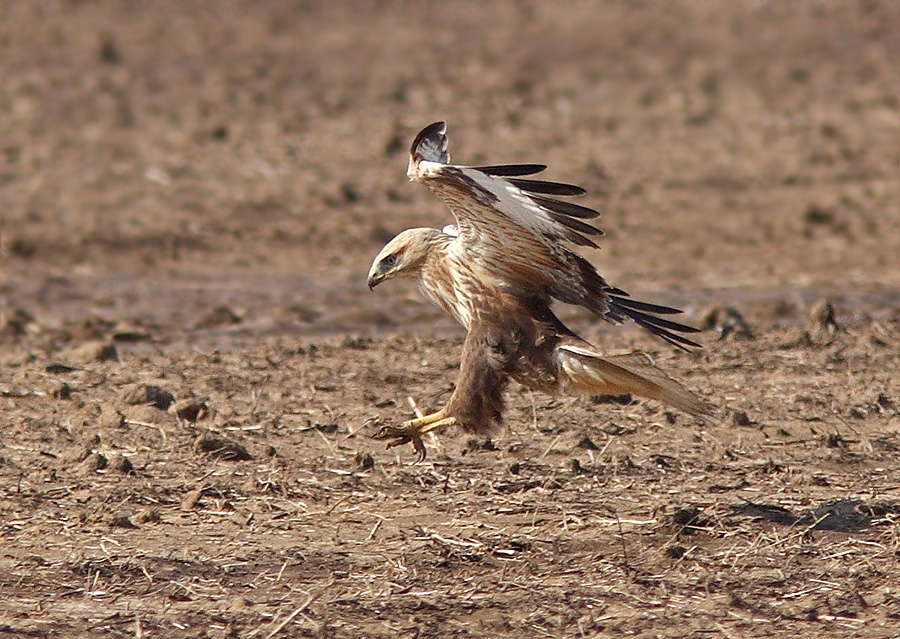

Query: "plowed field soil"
<box><xmin>1</xmin><ymin>2</ymin><xmax>899</xmax><ymax>637</ymax></box>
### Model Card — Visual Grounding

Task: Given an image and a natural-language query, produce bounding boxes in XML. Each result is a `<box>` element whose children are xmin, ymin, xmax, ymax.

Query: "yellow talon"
<box><xmin>373</xmin><ymin>409</ymin><xmax>457</xmax><ymax>462</ymax></box>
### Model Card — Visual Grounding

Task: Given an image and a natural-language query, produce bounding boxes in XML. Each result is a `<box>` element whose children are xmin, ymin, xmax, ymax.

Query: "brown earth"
<box><xmin>1</xmin><ymin>1</ymin><xmax>899</xmax><ymax>637</ymax></box>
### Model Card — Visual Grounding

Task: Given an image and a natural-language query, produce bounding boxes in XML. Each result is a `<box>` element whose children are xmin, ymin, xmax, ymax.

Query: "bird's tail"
<box><xmin>557</xmin><ymin>344</ymin><xmax>714</xmax><ymax>420</ymax></box>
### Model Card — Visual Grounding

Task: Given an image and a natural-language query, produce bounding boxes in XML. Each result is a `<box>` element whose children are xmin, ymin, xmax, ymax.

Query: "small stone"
<box><xmin>241</xmin><ymin>476</ymin><xmax>259</xmax><ymax>493</ymax></box>
<box><xmin>4</xmin><ymin>349</ymin><xmax>36</xmax><ymax>367</ymax></box>
<box><xmin>230</xmin><ymin>511</ymin><xmax>253</xmax><ymax>527</ymax></box>
<box><xmin>110</xmin><ymin>322</ymin><xmax>151</xmax><ymax>342</ymax></box>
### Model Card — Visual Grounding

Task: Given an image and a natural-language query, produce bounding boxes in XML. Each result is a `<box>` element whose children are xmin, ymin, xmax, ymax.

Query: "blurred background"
<box><xmin>1</xmin><ymin>0</ymin><xmax>897</xmax><ymax>347</ymax></box>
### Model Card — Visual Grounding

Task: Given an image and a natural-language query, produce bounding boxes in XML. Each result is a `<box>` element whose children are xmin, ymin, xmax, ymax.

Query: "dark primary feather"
<box><xmin>558</xmin><ymin>251</ymin><xmax>701</xmax><ymax>351</ymax></box>
<box><xmin>545</xmin><ymin>212</ymin><xmax>603</xmax><ymax>248</ymax></box>
<box><xmin>607</xmin><ymin>295</ymin><xmax>702</xmax><ymax>350</ymax></box>
<box><xmin>609</xmin><ymin>295</ymin><xmax>685</xmax><ymax>315</ymax></box>
<box><xmin>507</xmin><ymin>178</ymin><xmax>586</xmax><ymax>197</ymax></box>
<box><xmin>531</xmin><ymin>195</ymin><xmax>600</xmax><ymax>220</ymax></box>
<box><xmin>474</xmin><ymin>164</ymin><xmax>547</xmax><ymax>176</ymax></box>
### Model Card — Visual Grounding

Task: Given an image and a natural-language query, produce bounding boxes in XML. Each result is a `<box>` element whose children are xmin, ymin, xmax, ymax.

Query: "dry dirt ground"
<box><xmin>1</xmin><ymin>2</ymin><xmax>899</xmax><ymax>638</ymax></box>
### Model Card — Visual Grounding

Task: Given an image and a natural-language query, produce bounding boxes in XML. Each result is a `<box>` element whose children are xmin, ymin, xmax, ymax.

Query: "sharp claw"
<box><xmin>372</xmin><ymin>424</ymin><xmax>429</xmax><ymax>462</ymax></box>
<box><xmin>412</xmin><ymin>436</ymin><xmax>427</xmax><ymax>462</ymax></box>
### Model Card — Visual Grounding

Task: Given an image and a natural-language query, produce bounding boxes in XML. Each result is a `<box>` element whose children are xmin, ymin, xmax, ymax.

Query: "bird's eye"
<box><xmin>382</xmin><ymin>254</ymin><xmax>397</xmax><ymax>268</ymax></box>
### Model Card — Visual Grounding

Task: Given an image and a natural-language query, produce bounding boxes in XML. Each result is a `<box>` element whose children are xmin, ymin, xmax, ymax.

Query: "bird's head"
<box><xmin>367</xmin><ymin>228</ymin><xmax>444</xmax><ymax>290</ymax></box>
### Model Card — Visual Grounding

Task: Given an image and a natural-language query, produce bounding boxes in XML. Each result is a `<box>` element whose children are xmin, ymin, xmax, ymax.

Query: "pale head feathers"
<box><xmin>367</xmin><ymin>227</ymin><xmax>450</xmax><ymax>290</ymax></box>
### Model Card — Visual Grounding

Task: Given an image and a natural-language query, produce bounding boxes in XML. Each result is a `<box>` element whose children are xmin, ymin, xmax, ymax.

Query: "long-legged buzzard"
<box><xmin>368</xmin><ymin>122</ymin><xmax>712</xmax><ymax>460</ymax></box>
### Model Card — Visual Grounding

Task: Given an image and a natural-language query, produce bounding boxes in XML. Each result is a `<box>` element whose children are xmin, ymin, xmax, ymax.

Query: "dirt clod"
<box><xmin>123</xmin><ymin>384</ymin><xmax>175</xmax><ymax>410</ymax></box>
<box><xmin>78</xmin><ymin>452</ymin><xmax>108</xmax><ymax>474</ymax></box>
<box><xmin>807</xmin><ymin>298</ymin><xmax>839</xmax><ymax>341</ymax></box>
<box><xmin>62</xmin><ymin>341</ymin><xmax>119</xmax><ymax>364</ymax></box>
<box><xmin>125</xmin><ymin>405</ymin><xmax>176</xmax><ymax>426</ymax></box>
<box><xmin>193</xmin><ymin>433</ymin><xmax>252</xmax><ymax>461</ymax></box>
<box><xmin>51</xmin><ymin>382</ymin><xmax>72</xmax><ymax>400</ymax></box>
<box><xmin>181</xmin><ymin>488</ymin><xmax>204</xmax><ymax>510</ymax></box>
<box><xmin>134</xmin><ymin>508</ymin><xmax>161</xmax><ymax>524</ymax></box>
<box><xmin>106</xmin><ymin>513</ymin><xmax>138</xmax><ymax>529</ymax></box>
<box><xmin>97</xmin><ymin>405</ymin><xmax>126</xmax><ymax>429</ymax></box>
<box><xmin>171</xmin><ymin>398</ymin><xmax>208</xmax><ymax>422</ymax></box>
<box><xmin>777</xmin><ymin>326</ymin><xmax>814</xmax><ymax>349</ymax></box>
<box><xmin>665</xmin><ymin>544</ymin><xmax>688</xmax><ymax>558</ymax></box>
<box><xmin>107</xmin><ymin>453</ymin><xmax>134</xmax><ymax>474</ymax></box>
<box><xmin>0</xmin><ymin>306</ymin><xmax>38</xmax><ymax>337</ymax></box>
<box><xmin>592</xmin><ymin>393</ymin><xmax>633</xmax><ymax>405</ymax></box>
<box><xmin>699</xmin><ymin>305</ymin><xmax>754</xmax><ymax>340</ymax></box>
<box><xmin>59</xmin><ymin>445</ymin><xmax>91</xmax><ymax>465</ymax></box>
<box><xmin>355</xmin><ymin>451</ymin><xmax>375</xmax><ymax>470</ymax></box>
<box><xmin>730</xmin><ymin>410</ymin><xmax>753</xmax><ymax>427</ymax></box>
<box><xmin>195</xmin><ymin>305</ymin><xmax>242</xmax><ymax>328</ymax></box>
<box><xmin>226</xmin><ymin>596</ymin><xmax>253</xmax><ymax>612</ymax></box>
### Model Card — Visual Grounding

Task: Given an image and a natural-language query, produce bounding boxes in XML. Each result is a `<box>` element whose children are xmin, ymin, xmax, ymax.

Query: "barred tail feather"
<box><xmin>558</xmin><ymin>346</ymin><xmax>714</xmax><ymax>419</ymax></box>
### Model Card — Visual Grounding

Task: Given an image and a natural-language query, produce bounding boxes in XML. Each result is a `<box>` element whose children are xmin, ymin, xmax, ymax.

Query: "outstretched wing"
<box><xmin>408</xmin><ymin>121</ymin><xmax>701</xmax><ymax>350</ymax></box>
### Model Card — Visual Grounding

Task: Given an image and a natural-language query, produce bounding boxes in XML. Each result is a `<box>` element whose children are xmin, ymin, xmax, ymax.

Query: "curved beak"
<box><xmin>367</xmin><ymin>270</ymin><xmax>382</xmax><ymax>291</ymax></box>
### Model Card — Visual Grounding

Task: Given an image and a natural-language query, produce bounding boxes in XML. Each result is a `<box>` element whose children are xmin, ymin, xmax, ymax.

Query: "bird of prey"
<box><xmin>368</xmin><ymin>122</ymin><xmax>712</xmax><ymax>460</ymax></box>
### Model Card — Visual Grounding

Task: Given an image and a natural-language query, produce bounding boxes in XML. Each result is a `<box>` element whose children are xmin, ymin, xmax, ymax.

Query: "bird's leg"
<box><xmin>373</xmin><ymin>408</ymin><xmax>458</xmax><ymax>462</ymax></box>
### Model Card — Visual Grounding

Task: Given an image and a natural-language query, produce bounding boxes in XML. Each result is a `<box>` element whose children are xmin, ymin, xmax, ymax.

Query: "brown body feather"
<box><xmin>442</xmin><ymin>285</ymin><xmax>712</xmax><ymax>435</ymax></box>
